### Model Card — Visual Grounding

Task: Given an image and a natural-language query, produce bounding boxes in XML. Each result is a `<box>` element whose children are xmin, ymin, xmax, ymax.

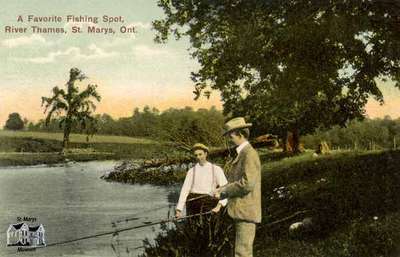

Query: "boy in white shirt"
<box><xmin>175</xmin><ymin>143</ymin><xmax>228</xmax><ymax>218</ymax></box>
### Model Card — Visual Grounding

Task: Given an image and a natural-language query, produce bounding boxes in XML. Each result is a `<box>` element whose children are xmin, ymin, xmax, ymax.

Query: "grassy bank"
<box><xmin>0</xmin><ymin>131</ymin><xmax>178</xmax><ymax>166</ymax></box>
<box><xmin>0</xmin><ymin>152</ymin><xmax>115</xmax><ymax>166</ymax></box>
<box><xmin>0</xmin><ymin>130</ymin><xmax>158</xmax><ymax>144</ymax></box>
<box><xmin>140</xmin><ymin>150</ymin><xmax>400</xmax><ymax>257</ymax></box>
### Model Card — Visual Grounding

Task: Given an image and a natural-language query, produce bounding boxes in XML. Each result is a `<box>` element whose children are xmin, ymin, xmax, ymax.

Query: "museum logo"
<box><xmin>6</xmin><ymin>217</ymin><xmax>46</xmax><ymax>251</ymax></box>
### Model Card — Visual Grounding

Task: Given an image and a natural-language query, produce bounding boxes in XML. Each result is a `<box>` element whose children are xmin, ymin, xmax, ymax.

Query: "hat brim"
<box><xmin>192</xmin><ymin>146</ymin><xmax>209</xmax><ymax>152</ymax></box>
<box><xmin>223</xmin><ymin>123</ymin><xmax>253</xmax><ymax>136</ymax></box>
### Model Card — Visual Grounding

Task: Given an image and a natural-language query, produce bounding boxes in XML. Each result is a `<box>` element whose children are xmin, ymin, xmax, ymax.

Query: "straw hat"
<box><xmin>223</xmin><ymin>117</ymin><xmax>252</xmax><ymax>135</ymax></box>
<box><xmin>192</xmin><ymin>143</ymin><xmax>209</xmax><ymax>153</ymax></box>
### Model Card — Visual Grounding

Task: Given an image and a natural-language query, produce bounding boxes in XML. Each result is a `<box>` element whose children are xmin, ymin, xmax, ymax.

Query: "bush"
<box><xmin>141</xmin><ymin>210</ymin><xmax>235</xmax><ymax>257</ymax></box>
<box><xmin>16</xmin><ymin>137</ymin><xmax>62</xmax><ymax>152</ymax></box>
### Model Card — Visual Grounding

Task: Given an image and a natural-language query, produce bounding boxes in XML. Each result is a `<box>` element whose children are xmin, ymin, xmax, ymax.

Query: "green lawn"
<box><xmin>0</xmin><ymin>130</ymin><xmax>159</xmax><ymax>144</ymax></box>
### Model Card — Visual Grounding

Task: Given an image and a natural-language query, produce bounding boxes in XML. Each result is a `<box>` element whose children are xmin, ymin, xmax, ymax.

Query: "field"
<box><xmin>0</xmin><ymin>130</ymin><xmax>177</xmax><ymax>166</ymax></box>
<box><xmin>0</xmin><ymin>130</ymin><xmax>159</xmax><ymax>144</ymax></box>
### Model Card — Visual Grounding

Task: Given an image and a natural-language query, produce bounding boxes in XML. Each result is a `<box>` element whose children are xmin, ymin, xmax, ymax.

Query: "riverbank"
<box><xmin>140</xmin><ymin>149</ymin><xmax>400</xmax><ymax>257</ymax></box>
<box><xmin>0</xmin><ymin>131</ymin><xmax>180</xmax><ymax>167</ymax></box>
<box><xmin>102</xmin><ymin>149</ymin><xmax>290</xmax><ymax>185</ymax></box>
<box><xmin>0</xmin><ymin>152</ymin><xmax>115</xmax><ymax>166</ymax></box>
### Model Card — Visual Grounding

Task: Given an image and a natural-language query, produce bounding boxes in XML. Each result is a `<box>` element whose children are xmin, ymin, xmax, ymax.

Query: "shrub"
<box><xmin>141</xmin><ymin>210</ymin><xmax>235</xmax><ymax>257</ymax></box>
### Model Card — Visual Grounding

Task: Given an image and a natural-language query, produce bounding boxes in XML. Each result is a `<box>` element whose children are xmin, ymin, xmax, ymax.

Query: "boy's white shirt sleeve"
<box><xmin>176</xmin><ymin>168</ymin><xmax>193</xmax><ymax>211</ymax></box>
<box><xmin>216</xmin><ymin>166</ymin><xmax>228</xmax><ymax>206</ymax></box>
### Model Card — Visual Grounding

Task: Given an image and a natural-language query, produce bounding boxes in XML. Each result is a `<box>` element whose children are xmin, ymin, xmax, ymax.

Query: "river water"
<box><xmin>0</xmin><ymin>161</ymin><xmax>179</xmax><ymax>257</ymax></box>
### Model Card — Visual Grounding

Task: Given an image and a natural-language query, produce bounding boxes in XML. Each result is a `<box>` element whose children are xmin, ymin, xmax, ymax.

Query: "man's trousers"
<box><xmin>234</xmin><ymin>220</ymin><xmax>256</xmax><ymax>257</ymax></box>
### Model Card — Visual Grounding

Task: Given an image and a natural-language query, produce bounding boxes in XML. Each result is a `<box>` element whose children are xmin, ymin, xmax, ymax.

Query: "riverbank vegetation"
<box><xmin>3</xmin><ymin>114</ymin><xmax>400</xmax><ymax>168</ymax></box>
<box><xmin>102</xmin><ymin>148</ymin><xmax>286</xmax><ymax>186</ymax></box>
<box><xmin>0</xmin><ymin>131</ymin><xmax>177</xmax><ymax>166</ymax></box>
<box><xmin>140</xmin><ymin>149</ymin><xmax>400</xmax><ymax>257</ymax></box>
<box><xmin>14</xmin><ymin>109</ymin><xmax>400</xmax><ymax>152</ymax></box>
<box><xmin>3</xmin><ymin>106</ymin><xmax>400</xmax><ymax>167</ymax></box>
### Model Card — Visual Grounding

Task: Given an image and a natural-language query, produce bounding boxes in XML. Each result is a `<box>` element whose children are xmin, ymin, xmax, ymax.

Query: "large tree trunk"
<box><xmin>62</xmin><ymin>119</ymin><xmax>72</xmax><ymax>150</ymax></box>
<box><xmin>291</xmin><ymin>128</ymin><xmax>301</xmax><ymax>154</ymax></box>
<box><xmin>283</xmin><ymin>131</ymin><xmax>293</xmax><ymax>153</ymax></box>
<box><xmin>283</xmin><ymin>129</ymin><xmax>302</xmax><ymax>154</ymax></box>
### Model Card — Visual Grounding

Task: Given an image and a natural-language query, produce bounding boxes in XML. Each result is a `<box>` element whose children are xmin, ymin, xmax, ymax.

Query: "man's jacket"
<box><xmin>220</xmin><ymin>144</ymin><xmax>261</xmax><ymax>223</ymax></box>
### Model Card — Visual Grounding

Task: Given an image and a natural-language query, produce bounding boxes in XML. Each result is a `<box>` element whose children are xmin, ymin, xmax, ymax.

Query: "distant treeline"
<box><xmin>27</xmin><ymin>106</ymin><xmax>225</xmax><ymax>147</ymax></box>
<box><xmin>21</xmin><ymin>108</ymin><xmax>400</xmax><ymax>151</ymax></box>
<box><xmin>302</xmin><ymin>116</ymin><xmax>400</xmax><ymax>150</ymax></box>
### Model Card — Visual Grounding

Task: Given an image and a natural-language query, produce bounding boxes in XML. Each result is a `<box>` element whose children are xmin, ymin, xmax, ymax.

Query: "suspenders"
<box><xmin>190</xmin><ymin>163</ymin><xmax>216</xmax><ymax>192</ymax></box>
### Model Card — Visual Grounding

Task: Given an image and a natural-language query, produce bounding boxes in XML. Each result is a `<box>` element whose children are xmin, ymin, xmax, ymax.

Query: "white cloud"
<box><xmin>24</xmin><ymin>47</ymin><xmax>80</xmax><ymax>63</ymax></box>
<box><xmin>12</xmin><ymin>44</ymin><xmax>118</xmax><ymax>64</ymax></box>
<box><xmin>1</xmin><ymin>34</ymin><xmax>52</xmax><ymax>48</ymax></box>
<box><xmin>129</xmin><ymin>21</ymin><xmax>151</xmax><ymax>30</ymax></box>
<box><xmin>84</xmin><ymin>43</ymin><xmax>118</xmax><ymax>59</ymax></box>
<box><xmin>132</xmin><ymin>45</ymin><xmax>173</xmax><ymax>58</ymax></box>
<box><xmin>101</xmin><ymin>35</ymin><xmax>136</xmax><ymax>48</ymax></box>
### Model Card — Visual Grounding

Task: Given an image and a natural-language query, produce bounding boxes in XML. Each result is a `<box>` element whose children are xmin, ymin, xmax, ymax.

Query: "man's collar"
<box><xmin>197</xmin><ymin>161</ymin><xmax>210</xmax><ymax>167</ymax></box>
<box><xmin>236</xmin><ymin>141</ymin><xmax>250</xmax><ymax>154</ymax></box>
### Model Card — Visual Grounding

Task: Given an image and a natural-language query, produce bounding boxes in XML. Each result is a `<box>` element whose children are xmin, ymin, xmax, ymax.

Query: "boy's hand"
<box><xmin>175</xmin><ymin>210</ymin><xmax>182</xmax><ymax>219</ymax></box>
<box><xmin>211</xmin><ymin>203</ymin><xmax>222</xmax><ymax>213</ymax></box>
<box><xmin>213</xmin><ymin>187</ymin><xmax>223</xmax><ymax>199</ymax></box>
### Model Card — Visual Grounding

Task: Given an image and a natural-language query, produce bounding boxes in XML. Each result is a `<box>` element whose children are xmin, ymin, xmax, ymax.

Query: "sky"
<box><xmin>0</xmin><ymin>0</ymin><xmax>399</xmax><ymax>126</ymax></box>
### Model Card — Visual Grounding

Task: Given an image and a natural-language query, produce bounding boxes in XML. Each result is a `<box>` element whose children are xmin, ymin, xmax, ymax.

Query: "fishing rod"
<box><xmin>111</xmin><ymin>194</ymin><xmax>215</xmax><ymax>226</ymax></box>
<box><xmin>111</xmin><ymin>204</ymin><xmax>174</xmax><ymax>225</ymax></box>
<box><xmin>43</xmin><ymin>210</ymin><xmax>213</xmax><ymax>248</ymax></box>
<box><xmin>186</xmin><ymin>194</ymin><xmax>215</xmax><ymax>202</ymax></box>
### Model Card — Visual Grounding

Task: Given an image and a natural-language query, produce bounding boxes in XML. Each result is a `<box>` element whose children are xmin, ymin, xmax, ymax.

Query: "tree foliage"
<box><xmin>302</xmin><ymin>115</ymin><xmax>400</xmax><ymax>150</ymax></box>
<box><xmin>41</xmin><ymin>68</ymin><xmax>101</xmax><ymax>149</ymax></box>
<box><xmin>4</xmin><ymin>112</ymin><xmax>24</xmax><ymax>131</ymax></box>
<box><xmin>29</xmin><ymin>106</ymin><xmax>225</xmax><ymax>147</ymax></box>
<box><xmin>153</xmin><ymin>0</ymin><xmax>400</xmax><ymax>152</ymax></box>
<box><xmin>157</xmin><ymin>106</ymin><xmax>225</xmax><ymax>148</ymax></box>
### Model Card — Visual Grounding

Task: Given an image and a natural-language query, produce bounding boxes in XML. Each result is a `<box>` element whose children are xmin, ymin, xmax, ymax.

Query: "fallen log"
<box><xmin>140</xmin><ymin>134</ymin><xmax>278</xmax><ymax>168</ymax></box>
<box><xmin>101</xmin><ymin>134</ymin><xmax>278</xmax><ymax>185</ymax></box>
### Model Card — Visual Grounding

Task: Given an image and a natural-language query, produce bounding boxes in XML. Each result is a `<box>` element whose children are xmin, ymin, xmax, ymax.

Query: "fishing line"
<box><xmin>37</xmin><ymin>209</ymin><xmax>310</xmax><ymax>251</ymax></box>
<box><xmin>111</xmin><ymin>195</ymin><xmax>215</xmax><ymax>226</ymax></box>
<box><xmin>42</xmin><ymin>211</ymin><xmax>214</xmax><ymax>248</ymax></box>
<box><xmin>111</xmin><ymin>204</ymin><xmax>175</xmax><ymax>226</ymax></box>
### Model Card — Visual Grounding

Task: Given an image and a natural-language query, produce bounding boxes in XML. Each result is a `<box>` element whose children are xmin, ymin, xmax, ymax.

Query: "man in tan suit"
<box><xmin>214</xmin><ymin>117</ymin><xmax>261</xmax><ymax>257</ymax></box>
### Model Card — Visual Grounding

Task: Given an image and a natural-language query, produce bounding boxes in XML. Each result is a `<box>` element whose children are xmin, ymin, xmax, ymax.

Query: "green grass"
<box><xmin>253</xmin><ymin>210</ymin><xmax>400</xmax><ymax>257</ymax></box>
<box><xmin>0</xmin><ymin>130</ymin><xmax>179</xmax><ymax>166</ymax></box>
<box><xmin>0</xmin><ymin>130</ymin><xmax>159</xmax><ymax>144</ymax></box>
<box><xmin>141</xmin><ymin>149</ymin><xmax>400</xmax><ymax>257</ymax></box>
<box><xmin>0</xmin><ymin>152</ymin><xmax>114</xmax><ymax>166</ymax></box>
<box><xmin>254</xmin><ymin>149</ymin><xmax>400</xmax><ymax>256</ymax></box>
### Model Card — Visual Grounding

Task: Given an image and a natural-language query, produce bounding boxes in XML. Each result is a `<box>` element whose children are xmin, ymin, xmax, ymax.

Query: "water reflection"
<box><xmin>0</xmin><ymin>161</ymin><xmax>178</xmax><ymax>257</ymax></box>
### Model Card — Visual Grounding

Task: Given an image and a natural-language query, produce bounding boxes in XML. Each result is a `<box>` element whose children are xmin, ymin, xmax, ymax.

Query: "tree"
<box><xmin>96</xmin><ymin>113</ymin><xmax>116</xmax><ymax>135</ymax></box>
<box><xmin>131</xmin><ymin>106</ymin><xmax>161</xmax><ymax>137</ymax></box>
<box><xmin>41</xmin><ymin>68</ymin><xmax>101</xmax><ymax>150</ymax></box>
<box><xmin>153</xmin><ymin>0</ymin><xmax>400</xmax><ymax>153</ymax></box>
<box><xmin>4</xmin><ymin>113</ymin><xmax>24</xmax><ymax>130</ymax></box>
<box><xmin>157</xmin><ymin>107</ymin><xmax>225</xmax><ymax>148</ymax></box>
